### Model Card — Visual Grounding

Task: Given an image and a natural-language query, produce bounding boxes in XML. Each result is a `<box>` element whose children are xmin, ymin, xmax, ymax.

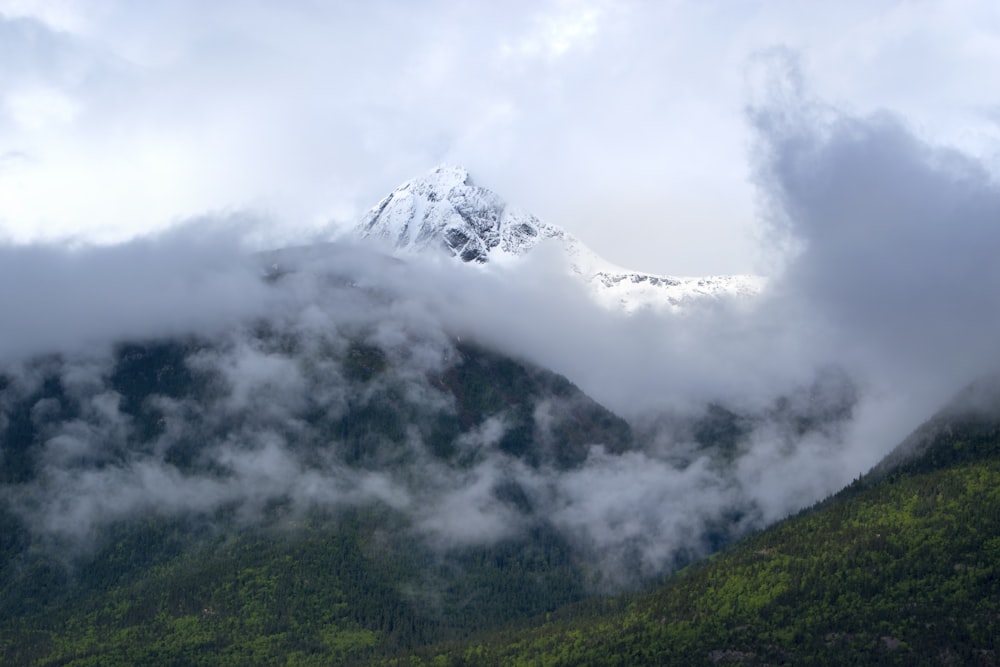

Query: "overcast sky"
<box><xmin>5</xmin><ymin>1</ymin><xmax>1000</xmax><ymax>579</ymax></box>
<box><xmin>1</xmin><ymin>0</ymin><xmax>999</xmax><ymax>275</ymax></box>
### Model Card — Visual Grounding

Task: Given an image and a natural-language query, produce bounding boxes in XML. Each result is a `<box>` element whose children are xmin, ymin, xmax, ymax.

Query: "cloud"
<box><xmin>544</xmin><ymin>448</ymin><xmax>741</xmax><ymax>583</ymax></box>
<box><xmin>499</xmin><ymin>0</ymin><xmax>606</xmax><ymax>61</ymax></box>
<box><xmin>0</xmin><ymin>232</ymin><xmax>839</xmax><ymax>586</ymax></box>
<box><xmin>0</xmin><ymin>218</ymin><xmax>274</xmax><ymax>362</ymax></box>
<box><xmin>7</xmin><ymin>2</ymin><xmax>997</xmax><ymax>274</ymax></box>
<box><xmin>6</xmin><ymin>81</ymin><xmax>1000</xmax><ymax>578</ymax></box>
<box><xmin>3</xmin><ymin>37</ymin><xmax>1000</xmax><ymax>588</ymax></box>
<box><xmin>749</xmin><ymin>50</ymin><xmax>1000</xmax><ymax>408</ymax></box>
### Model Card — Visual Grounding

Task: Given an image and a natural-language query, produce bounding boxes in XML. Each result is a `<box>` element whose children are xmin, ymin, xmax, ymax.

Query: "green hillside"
<box><xmin>0</xmin><ymin>338</ymin><xmax>633</xmax><ymax>665</ymax></box>
<box><xmin>4</xmin><ymin>332</ymin><xmax>998</xmax><ymax>665</ymax></box>
<box><xmin>392</xmin><ymin>380</ymin><xmax>1000</xmax><ymax>666</ymax></box>
<box><xmin>0</xmin><ymin>508</ymin><xmax>591</xmax><ymax>666</ymax></box>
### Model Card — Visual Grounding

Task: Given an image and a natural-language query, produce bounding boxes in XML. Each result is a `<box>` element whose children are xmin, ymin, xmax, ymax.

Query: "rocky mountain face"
<box><xmin>356</xmin><ymin>165</ymin><xmax>765</xmax><ymax>311</ymax></box>
<box><xmin>356</xmin><ymin>164</ymin><xmax>562</xmax><ymax>263</ymax></box>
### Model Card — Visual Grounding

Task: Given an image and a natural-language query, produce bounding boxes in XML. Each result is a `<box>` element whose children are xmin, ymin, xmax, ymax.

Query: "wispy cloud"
<box><xmin>2</xmin><ymin>2</ymin><xmax>998</xmax><ymax>273</ymax></box>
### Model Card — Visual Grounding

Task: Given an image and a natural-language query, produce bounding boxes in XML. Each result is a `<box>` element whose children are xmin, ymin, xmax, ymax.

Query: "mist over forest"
<box><xmin>2</xmin><ymin>59</ymin><xmax>999</xmax><ymax>597</ymax></box>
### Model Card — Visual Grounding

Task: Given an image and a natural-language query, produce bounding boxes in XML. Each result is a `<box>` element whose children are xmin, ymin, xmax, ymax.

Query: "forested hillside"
<box><xmin>391</xmin><ymin>379</ymin><xmax>1000</xmax><ymax>666</ymax></box>
<box><xmin>0</xmin><ymin>246</ymin><xmax>847</xmax><ymax>666</ymax></box>
<box><xmin>1</xmin><ymin>247</ymin><xmax>997</xmax><ymax>666</ymax></box>
<box><xmin>0</xmin><ymin>336</ymin><xmax>636</xmax><ymax>666</ymax></box>
<box><xmin>4</xmin><ymin>336</ymin><xmax>999</xmax><ymax>666</ymax></box>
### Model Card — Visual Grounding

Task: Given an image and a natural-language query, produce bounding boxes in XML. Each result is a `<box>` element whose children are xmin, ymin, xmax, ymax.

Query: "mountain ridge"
<box><xmin>355</xmin><ymin>165</ymin><xmax>765</xmax><ymax>311</ymax></box>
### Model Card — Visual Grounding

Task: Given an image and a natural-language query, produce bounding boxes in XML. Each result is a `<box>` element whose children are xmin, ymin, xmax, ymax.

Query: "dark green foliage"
<box><xmin>110</xmin><ymin>340</ymin><xmax>198</xmax><ymax>413</ymax></box>
<box><xmin>692</xmin><ymin>403</ymin><xmax>752</xmax><ymax>459</ymax></box>
<box><xmin>680</xmin><ymin>365</ymin><xmax>859</xmax><ymax>466</ymax></box>
<box><xmin>0</xmin><ymin>515</ymin><xmax>391</xmax><ymax>665</ymax></box>
<box><xmin>774</xmin><ymin>364</ymin><xmax>858</xmax><ymax>437</ymax></box>
<box><xmin>407</xmin><ymin>525</ymin><xmax>586</xmax><ymax>637</ymax></box>
<box><xmin>438</xmin><ymin>343</ymin><xmax>632</xmax><ymax>468</ymax></box>
<box><xmin>491</xmin><ymin>479</ymin><xmax>534</xmax><ymax>514</ymax></box>
<box><xmin>0</xmin><ymin>508</ymin><xmax>594</xmax><ymax>666</ymax></box>
<box><xmin>318</xmin><ymin>339</ymin><xmax>633</xmax><ymax>470</ymax></box>
<box><xmin>343</xmin><ymin>343</ymin><xmax>389</xmax><ymax>383</ymax></box>
<box><xmin>0</xmin><ymin>335</ymin><xmax>642</xmax><ymax>665</ymax></box>
<box><xmin>336</xmin><ymin>387</ymin><xmax>410</xmax><ymax>466</ymax></box>
<box><xmin>4</xmin><ymin>345</ymin><xmax>999</xmax><ymax>664</ymax></box>
<box><xmin>396</xmin><ymin>389</ymin><xmax>1000</xmax><ymax>666</ymax></box>
<box><xmin>0</xmin><ymin>500</ymin><xmax>30</xmax><ymax>578</ymax></box>
<box><xmin>109</xmin><ymin>338</ymin><xmax>207</xmax><ymax>443</ymax></box>
<box><xmin>865</xmin><ymin>373</ymin><xmax>1000</xmax><ymax>482</ymax></box>
<box><xmin>0</xmin><ymin>364</ymin><xmax>76</xmax><ymax>484</ymax></box>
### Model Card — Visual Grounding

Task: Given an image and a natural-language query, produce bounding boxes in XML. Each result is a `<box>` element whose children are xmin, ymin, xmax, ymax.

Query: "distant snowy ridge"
<box><xmin>356</xmin><ymin>165</ymin><xmax>764</xmax><ymax>311</ymax></box>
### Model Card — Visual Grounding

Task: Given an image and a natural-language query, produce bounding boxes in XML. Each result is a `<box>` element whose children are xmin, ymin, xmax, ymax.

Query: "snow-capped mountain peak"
<box><xmin>355</xmin><ymin>165</ymin><xmax>765</xmax><ymax>311</ymax></box>
<box><xmin>356</xmin><ymin>164</ymin><xmax>563</xmax><ymax>263</ymax></box>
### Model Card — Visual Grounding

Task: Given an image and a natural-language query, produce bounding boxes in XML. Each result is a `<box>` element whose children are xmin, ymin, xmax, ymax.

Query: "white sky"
<box><xmin>1</xmin><ymin>0</ymin><xmax>999</xmax><ymax>275</ymax></box>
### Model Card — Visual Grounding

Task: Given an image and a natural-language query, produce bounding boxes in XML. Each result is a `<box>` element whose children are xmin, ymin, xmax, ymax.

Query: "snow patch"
<box><xmin>356</xmin><ymin>165</ymin><xmax>765</xmax><ymax>312</ymax></box>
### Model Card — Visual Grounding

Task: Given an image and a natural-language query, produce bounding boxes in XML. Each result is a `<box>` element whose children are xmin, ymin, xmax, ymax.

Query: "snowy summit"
<box><xmin>356</xmin><ymin>165</ymin><xmax>764</xmax><ymax>311</ymax></box>
<box><xmin>355</xmin><ymin>165</ymin><xmax>561</xmax><ymax>263</ymax></box>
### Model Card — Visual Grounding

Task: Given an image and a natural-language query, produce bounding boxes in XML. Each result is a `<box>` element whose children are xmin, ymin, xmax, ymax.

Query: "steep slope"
<box><xmin>356</xmin><ymin>165</ymin><xmax>764</xmax><ymax>311</ymax></box>
<box><xmin>0</xmin><ymin>334</ymin><xmax>635</xmax><ymax>665</ymax></box>
<box><xmin>0</xmin><ymin>228</ymin><xmax>664</xmax><ymax>667</ymax></box>
<box><xmin>398</xmin><ymin>377</ymin><xmax>1000</xmax><ymax>666</ymax></box>
<box><xmin>356</xmin><ymin>165</ymin><xmax>560</xmax><ymax>263</ymax></box>
<box><xmin>2</xmin><ymin>225</ymin><xmax>815</xmax><ymax>665</ymax></box>
<box><xmin>864</xmin><ymin>372</ymin><xmax>1000</xmax><ymax>481</ymax></box>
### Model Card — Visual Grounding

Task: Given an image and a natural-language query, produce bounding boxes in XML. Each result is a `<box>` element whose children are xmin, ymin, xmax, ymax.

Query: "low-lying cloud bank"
<box><xmin>3</xmin><ymin>62</ymin><xmax>999</xmax><ymax>585</ymax></box>
<box><xmin>0</xmin><ymin>220</ymin><xmax>274</xmax><ymax>362</ymax></box>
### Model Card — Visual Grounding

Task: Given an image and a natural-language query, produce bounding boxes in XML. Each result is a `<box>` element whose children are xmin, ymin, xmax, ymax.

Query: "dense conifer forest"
<box><xmin>3</xmin><ymin>367</ymin><xmax>999</xmax><ymax>665</ymax></box>
<box><xmin>386</xmin><ymin>383</ymin><xmax>1000</xmax><ymax>665</ymax></box>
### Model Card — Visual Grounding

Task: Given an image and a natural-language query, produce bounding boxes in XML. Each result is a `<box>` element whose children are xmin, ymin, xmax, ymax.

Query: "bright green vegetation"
<box><xmin>0</xmin><ymin>508</ymin><xmax>587</xmax><ymax>665</ymax></box>
<box><xmin>398</xmin><ymin>461</ymin><xmax>1000</xmax><ymax>666</ymax></box>
<box><xmin>6</xmin><ymin>417</ymin><xmax>998</xmax><ymax>667</ymax></box>
<box><xmin>390</xmin><ymin>397</ymin><xmax>1000</xmax><ymax>666</ymax></box>
<box><xmin>3</xmin><ymin>517</ymin><xmax>388</xmax><ymax>666</ymax></box>
<box><xmin>3</xmin><ymin>330</ymin><xmax>999</xmax><ymax>665</ymax></box>
<box><xmin>0</xmin><ymin>339</ymin><xmax>628</xmax><ymax>665</ymax></box>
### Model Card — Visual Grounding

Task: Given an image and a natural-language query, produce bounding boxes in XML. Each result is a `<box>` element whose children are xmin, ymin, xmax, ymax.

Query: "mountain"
<box><xmin>4</xmin><ymin>303</ymin><xmax>990</xmax><ymax>666</ymax></box>
<box><xmin>0</xmin><ymin>216</ymin><xmax>821</xmax><ymax>665</ymax></box>
<box><xmin>6</xmin><ymin>166</ymin><xmax>991</xmax><ymax>665</ymax></box>
<box><xmin>396</xmin><ymin>376</ymin><xmax>1000</xmax><ymax>665</ymax></box>
<box><xmin>0</xmin><ymin>331</ymin><xmax>637</xmax><ymax>665</ymax></box>
<box><xmin>356</xmin><ymin>165</ymin><xmax>556</xmax><ymax>263</ymax></box>
<box><xmin>355</xmin><ymin>165</ymin><xmax>764</xmax><ymax>311</ymax></box>
<box><xmin>864</xmin><ymin>372</ymin><xmax>1000</xmax><ymax>482</ymax></box>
